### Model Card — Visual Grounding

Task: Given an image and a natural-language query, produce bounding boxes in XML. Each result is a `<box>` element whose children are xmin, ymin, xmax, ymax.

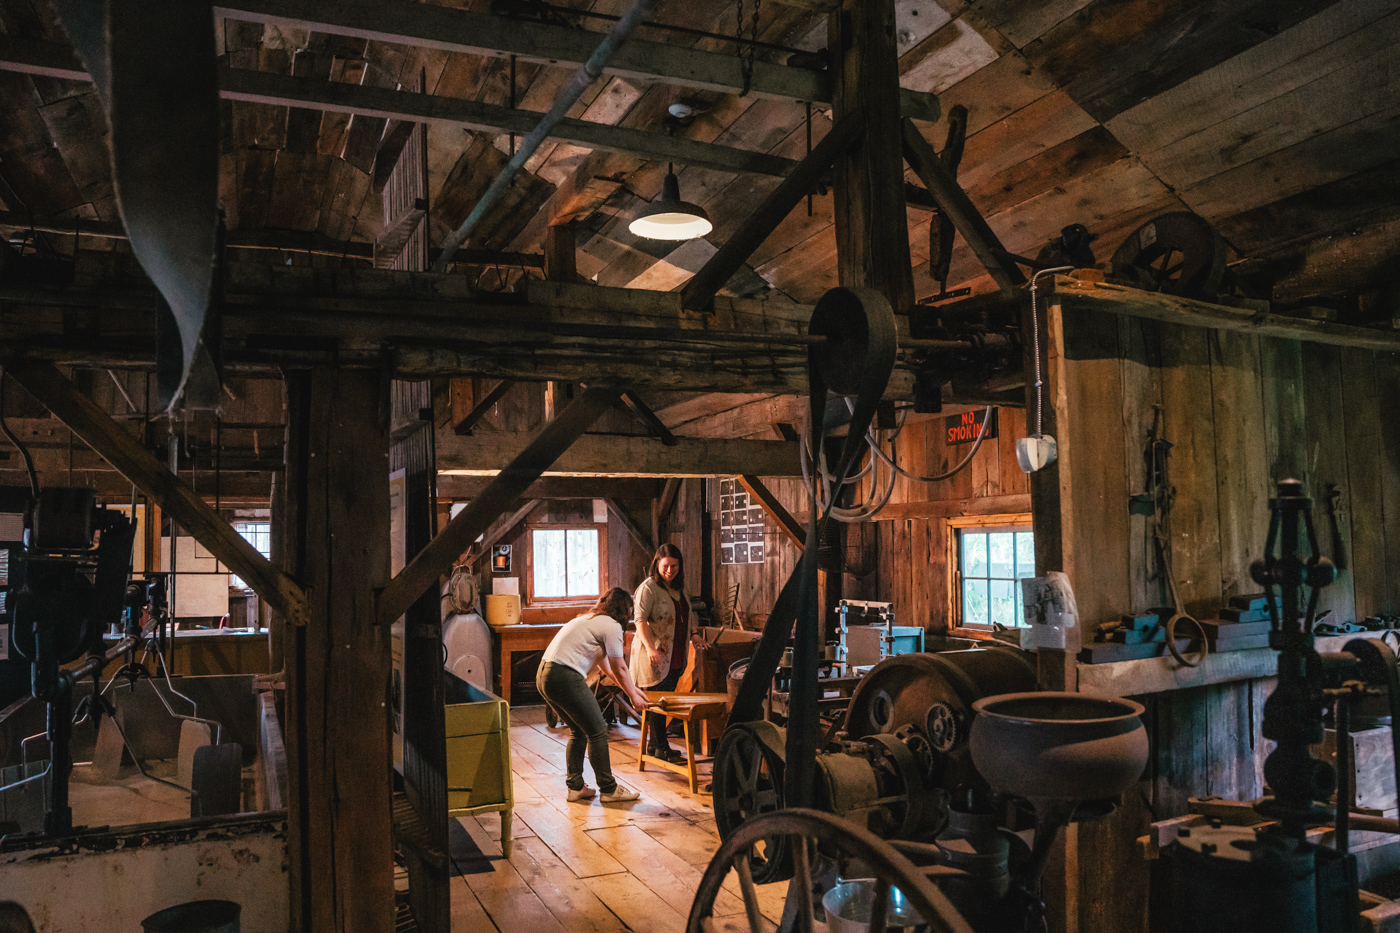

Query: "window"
<box><xmin>956</xmin><ymin>523</ymin><xmax>1034</xmax><ymax>628</ymax></box>
<box><xmin>230</xmin><ymin>521</ymin><xmax>271</xmax><ymax>589</ymax></box>
<box><xmin>530</xmin><ymin>527</ymin><xmax>601</xmax><ymax>602</ymax></box>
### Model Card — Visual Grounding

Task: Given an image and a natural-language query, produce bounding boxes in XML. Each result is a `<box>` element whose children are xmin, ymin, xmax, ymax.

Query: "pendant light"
<box><xmin>628</xmin><ymin>164</ymin><xmax>712</xmax><ymax>240</ymax></box>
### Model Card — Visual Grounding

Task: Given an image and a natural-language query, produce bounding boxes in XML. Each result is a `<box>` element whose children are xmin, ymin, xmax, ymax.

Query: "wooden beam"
<box><xmin>738</xmin><ymin>475</ymin><xmax>804</xmax><ymax>549</ymax></box>
<box><xmin>209</xmin><ymin>0</ymin><xmax>938</xmax><ymax>118</ymax></box>
<box><xmin>901</xmin><ymin>118</ymin><xmax>1026</xmax><ymax>292</ymax></box>
<box><xmin>219</xmin><ymin>67</ymin><xmax>802</xmax><ymax>179</ymax></box>
<box><xmin>680</xmin><ymin>112</ymin><xmax>863</xmax><ymax>312</ymax></box>
<box><xmin>0</xmin><ymin>209</ymin><xmax>542</xmax><ymax>267</ymax></box>
<box><xmin>436</xmin><ymin>475</ymin><xmax>661</xmax><ymax>500</ymax></box>
<box><xmin>2</xmin><ymin>359</ymin><xmax>306</xmax><ymax>621</ymax></box>
<box><xmin>282</xmin><ymin>368</ymin><xmax>393</xmax><ymax>933</ymax></box>
<box><xmin>0</xmin><ymin>262</ymin><xmax>921</xmax><ymax>395</ymax></box>
<box><xmin>463</xmin><ymin>499</ymin><xmax>541</xmax><ymax>565</ymax></box>
<box><xmin>378</xmin><ymin>385</ymin><xmax>622</xmax><ymax>626</ymax></box>
<box><xmin>1055</xmin><ymin>277</ymin><xmax>1400</xmax><ymax>352</ymax></box>
<box><xmin>652</xmin><ymin>476</ymin><xmax>681</xmax><ymax>544</ymax></box>
<box><xmin>437</xmin><ymin>431</ymin><xmax>800</xmax><ymax>478</ymax></box>
<box><xmin>618</xmin><ymin>390</ymin><xmax>677</xmax><ymax>446</ymax></box>
<box><xmin>657</xmin><ymin>477</ymin><xmax>682</xmax><ymax>525</ymax></box>
<box><xmin>830</xmin><ymin>0</ymin><xmax>914</xmax><ymax>314</ymax></box>
<box><xmin>605</xmin><ymin>497</ymin><xmax>654</xmax><ymax>556</ymax></box>
<box><xmin>454</xmin><ymin>379</ymin><xmax>514</xmax><ymax>436</ymax></box>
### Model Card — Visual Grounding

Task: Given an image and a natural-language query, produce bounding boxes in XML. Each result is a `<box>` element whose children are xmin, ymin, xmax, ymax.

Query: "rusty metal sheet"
<box><xmin>53</xmin><ymin>0</ymin><xmax>221</xmax><ymax>410</ymax></box>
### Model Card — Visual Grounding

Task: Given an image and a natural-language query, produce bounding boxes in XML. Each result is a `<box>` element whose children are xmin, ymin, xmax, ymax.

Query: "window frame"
<box><xmin>946</xmin><ymin>513</ymin><xmax>1034</xmax><ymax>631</ymax></box>
<box><xmin>524</xmin><ymin>522</ymin><xmax>608</xmax><ymax>607</ymax></box>
<box><xmin>230</xmin><ymin>520</ymin><xmax>272</xmax><ymax>591</ymax></box>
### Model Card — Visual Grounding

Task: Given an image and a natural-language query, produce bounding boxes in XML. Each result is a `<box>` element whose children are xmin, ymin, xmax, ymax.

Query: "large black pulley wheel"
<box><xmin>1110</xmin><ymin>212</ymin><xmax>1227</xmax><ymax>300</ymax></box>
<box><xmin>713</xmin><ymin>721</ymin><xmax>792</xmax><ymax>883</ymax></box>
<box><xmin>687</xmin><ymin>808</ymin><xmax>975</xmax><ymax>933</ymax></box>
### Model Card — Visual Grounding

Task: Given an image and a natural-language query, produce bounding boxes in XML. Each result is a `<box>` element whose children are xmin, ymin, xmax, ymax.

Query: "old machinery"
<box><xmin>1156</xmin><ymin>478</ymin><xmax>1400</xmax><ymax>933</ymax></box>
<box><xmin>836</xmin><ymin>600</ymin><xmax>925</xmax><ymax>669</ymax></box>
<box><xmin>1109</xmin><ymin>211</ymin><xmax>1227</xmax><ymax>301</ymax></box>
<box><xmin>714</xmin><ymin>646</ymin><xmax>1037</xmax><ymax>889</ymax></box>
<box><xmin>969</xmin><ymin>692</ymin><xmax>1149</xmax><ymax>888</ymax></box>
<box><xmin>0</xmin><ymin>486</ymin><xmax>136</xmax><ymax>836</ymax></box>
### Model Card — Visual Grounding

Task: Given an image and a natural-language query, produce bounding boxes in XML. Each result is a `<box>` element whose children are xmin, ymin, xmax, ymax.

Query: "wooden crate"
<box><xmin>1320</xmin><ymin>726</ymin><xmax>1398</xmax><ymax>813</ymax></box>
<box><xmin>444</xmin><ymin>672</ymin><xmax>515</xmax><ymax>855</ymax></box>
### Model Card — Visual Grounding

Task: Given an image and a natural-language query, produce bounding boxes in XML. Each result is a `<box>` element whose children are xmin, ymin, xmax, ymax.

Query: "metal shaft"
<box><xmin>431</xmin><ymin>0</ymin><xmax>663</xmax><ymax>272</ymax></box>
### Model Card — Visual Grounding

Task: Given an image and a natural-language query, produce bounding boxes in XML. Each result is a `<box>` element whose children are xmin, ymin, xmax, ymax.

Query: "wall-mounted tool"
<box><xmin>1155</xmin><ymin>478</ymin><xmax>1400</xmax><ymax>933</ymax></box>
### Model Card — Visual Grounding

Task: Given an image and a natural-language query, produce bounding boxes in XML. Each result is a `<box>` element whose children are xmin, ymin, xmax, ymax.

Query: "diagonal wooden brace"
<box><xmin>901</xmin><ymin>117</ymin><xmax>1026</xmax><ymax>292</ymax></box>
<box><xmin>2</xmin><ymin>358</ymin><xmax>308</xmax><ymax>622</ymax></box>
<box><xmin>680</xmin><ymin>113</ymin><xmax>864</xmax><ymax>312</ymax></box>
<box><xmin>377</xmin><ymin>384</ymin><xmax>623</xmax><ymax>625</ymax></box>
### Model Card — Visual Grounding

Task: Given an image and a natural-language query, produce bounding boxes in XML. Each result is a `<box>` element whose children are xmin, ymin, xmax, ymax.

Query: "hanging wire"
<box><xmin>1027</xmin><ymin>266</ymin><xmax>1073</xmax><ymax>436</ymax></box>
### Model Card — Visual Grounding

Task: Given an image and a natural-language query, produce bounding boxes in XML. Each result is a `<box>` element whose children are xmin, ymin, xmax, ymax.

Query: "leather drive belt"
<box><xmin>725</xmin><ymin>286</ymin><xmax>898</xmax><ymax>808</ymax></box>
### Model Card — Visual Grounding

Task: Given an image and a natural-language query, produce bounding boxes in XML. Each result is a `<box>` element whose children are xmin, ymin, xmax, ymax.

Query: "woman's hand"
<box><xmin>628</xmin><ymin>686</ymin><xmax>650</xmax><ymax>711</ymax></box>
<box><xmin>647</xmin><ymin>644</ymin><xmax>667</xmax><ymax>666</ymax></box>
<box><xmin>689</xmin><ymin>632</ymin><xmax>707</xmax><ymax>647</ymax></box>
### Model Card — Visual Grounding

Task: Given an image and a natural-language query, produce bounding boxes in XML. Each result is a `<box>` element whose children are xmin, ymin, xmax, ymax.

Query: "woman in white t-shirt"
<box><xmin>536</xmin><ymin>588</ymin><xmax>649</xmax><ymax>803</ymax></box>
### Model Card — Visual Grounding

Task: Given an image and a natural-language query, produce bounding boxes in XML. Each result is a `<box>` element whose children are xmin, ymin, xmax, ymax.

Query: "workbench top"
<box><xmin>1076</xmin><ymin>632</ymin><xmax>1397</xmax><ymax>697</ymax></box>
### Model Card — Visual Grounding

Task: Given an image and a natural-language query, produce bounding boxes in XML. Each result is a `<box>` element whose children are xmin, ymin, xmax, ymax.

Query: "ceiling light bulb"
<box><xmin>629</xmin><ymin>168</ymin><xmax>712</xmax><ymax>241</ymax></box>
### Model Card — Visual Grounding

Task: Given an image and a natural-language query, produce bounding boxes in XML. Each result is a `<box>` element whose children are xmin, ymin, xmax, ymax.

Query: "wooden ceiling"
<box><xmin>1</xmin><ymin>0</ymin><xmax>1396</xmax><ymax>314</ymax></box>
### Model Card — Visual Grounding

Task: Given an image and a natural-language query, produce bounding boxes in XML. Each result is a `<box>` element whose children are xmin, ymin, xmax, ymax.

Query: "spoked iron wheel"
<box><xmin>712</xmin><ymin>721</ymin><xmax>791</xmax><ymax>883</ymax></box>
<box><xmin>1110</xmin><ymin>212</ymin><xmax>1227</xmax><ymax>301</ymax></box>
<box><xmin>687</xmin><ymin>808</ymin><xmax>975</xmax><ymax>933</ymax></box>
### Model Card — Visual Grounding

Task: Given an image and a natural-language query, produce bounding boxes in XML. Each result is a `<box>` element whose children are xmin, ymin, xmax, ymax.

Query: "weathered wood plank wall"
<box><xmin>705</xmin><ymin>410</ymin><xmax>1030</xmax><ymax>632</ymax></box>
<box><xmin>1042</xmin><ymin>298</ymin><xmax>1400</xmax><ymax>933</ymax></box>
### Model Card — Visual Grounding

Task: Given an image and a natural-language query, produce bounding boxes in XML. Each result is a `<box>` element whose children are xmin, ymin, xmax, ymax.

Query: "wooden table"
<box><xmin>637</xmin><ymin>692</ymin><xmax>729</xmax><ymax>793</ymax></box>
<box><xmin>490</xmin><ymin>623</ymin><xmax>563</xmax><ymax>706</ymax></box>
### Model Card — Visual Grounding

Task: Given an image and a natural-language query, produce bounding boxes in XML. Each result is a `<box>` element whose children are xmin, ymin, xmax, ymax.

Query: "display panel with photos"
<box><xmin>718</xmin><ymin>478</ymin><xmax>766</xmax><ymax>565</ymax></box>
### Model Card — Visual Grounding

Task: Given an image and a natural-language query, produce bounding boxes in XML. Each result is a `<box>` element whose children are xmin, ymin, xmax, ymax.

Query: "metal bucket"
<box><xmin>141</xmin><ymin>900</ymin><xmax>241</xmax><ymax>933</ymax></box>
<box><xmin>822</xmin><ymin>880</ymin><xmax>925</xmax><ymax>933</ymax></box>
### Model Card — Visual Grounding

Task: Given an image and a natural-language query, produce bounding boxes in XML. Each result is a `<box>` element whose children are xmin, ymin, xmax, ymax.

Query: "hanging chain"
<box><xmin>737</xmin><ymin>0</ymin><xmax>761</xmax><ymax>96</ymax></box>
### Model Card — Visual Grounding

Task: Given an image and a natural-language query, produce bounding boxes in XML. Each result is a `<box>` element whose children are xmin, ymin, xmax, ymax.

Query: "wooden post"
<box><xmin>828</xmin><ymin>0</ymin><xmax>914</xmax><ymax>314</ymax></box>
<box><xmin>283</xmin><ymin>367</ymin><xmax>394</xmax><ymax>933</ymax></box>
<box><xmin>544</xmin><ymin>225</ymin><xmax>576</xmax><ymax>422</ymax></box>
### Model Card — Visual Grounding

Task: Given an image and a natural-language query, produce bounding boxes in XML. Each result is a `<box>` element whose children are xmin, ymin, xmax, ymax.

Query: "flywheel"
<box><xmin>712</xmin><ymin>721</ymin><xmax>792</xmax><ymax>883</ymax></box>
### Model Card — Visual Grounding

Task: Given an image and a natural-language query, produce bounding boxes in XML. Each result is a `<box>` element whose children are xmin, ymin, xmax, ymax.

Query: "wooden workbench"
<box><xmin>489</xmin><ymin>622</ymin><xmax>563</xmax><ymax>706</ymax></box>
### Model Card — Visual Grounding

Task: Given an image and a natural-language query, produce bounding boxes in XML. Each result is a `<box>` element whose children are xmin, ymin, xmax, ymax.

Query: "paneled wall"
<box><xmin>1040</xmin><ymin>299</ymin><xmax>1400</xmax><ymax>933</ymax></box>
<box><xmin>853</xmin><ymin>410</ymin><xmax>1031</xmax><ymax>631</ymax></box>
<box><xmin>706</xmin><ymin>410</ymin><xmax>1031</xmax><ymax>632</ymax></box>
<box><xmin>1046</xmin><ymin>303</ymin><xmax>1400</xmax><ymax>635</ymax></box>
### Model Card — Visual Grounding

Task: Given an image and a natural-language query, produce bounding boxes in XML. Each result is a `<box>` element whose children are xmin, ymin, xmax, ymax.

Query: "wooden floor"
<box><xmin>449</xmin><ymin>705</ymin><xmax>788</xmax><ymax>933</ymax></box>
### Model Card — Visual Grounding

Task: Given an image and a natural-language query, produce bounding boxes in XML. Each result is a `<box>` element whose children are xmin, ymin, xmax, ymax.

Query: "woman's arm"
<box><xmin>603</xmin><ymin>654</ymin><xmax>650</xmax><ymax>711</ymax></box>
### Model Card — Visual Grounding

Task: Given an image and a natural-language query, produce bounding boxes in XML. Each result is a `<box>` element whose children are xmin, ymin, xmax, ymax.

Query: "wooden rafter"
<box><xmin>605</xmin><ymin>497</ymin><xmax>654</xmax><ymax>556</ymax></box>
<box><xmin>738</xmin><ymin>475</ymin><xmax>804</xmax><ymax>549</ymax></box>
<box><xmin>437</xmin><ymin>432</ymin><xmax>800</xmax><ymax>478</ymax></box>
<box><xmin>209</xmin><ymin>0</ymin><xmax>940</xmax><ymax>117</ymax></box>
<box><xmin>378</xmin><ymin>385</ymin><xmax>622</xmax><ymax>626</ymax></box>
<box><xmin>2</xmin><ymin>359</ymin><xmax>307</xmax><ymax>621</ymax></box>
<box><xmin>901</xmin><ymin>118</ymin><xmax>1026</xmax><ymax>292</ymax></box>
<box><xmin>680</xmin><ymin>112</ymin><xmax>863</xmax><ymax>312</ymax></box>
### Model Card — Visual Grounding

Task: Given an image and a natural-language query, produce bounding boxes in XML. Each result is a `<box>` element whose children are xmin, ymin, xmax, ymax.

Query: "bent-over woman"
<box><xmin>630</xmin><ymin>543</ymin><xmax>698</xmax><ymax>763</ymax></box>
<box><xmin>536</xmin><ymin>588</ymin><xmax>649</xmax><ymax>802</ymax></box>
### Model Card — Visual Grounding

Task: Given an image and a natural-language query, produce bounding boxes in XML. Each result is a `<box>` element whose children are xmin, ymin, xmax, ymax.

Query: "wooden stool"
<box><xmin>637</xmin><ymin>692</ymin><xmax>728</xmax><ymax>793</ymax></box>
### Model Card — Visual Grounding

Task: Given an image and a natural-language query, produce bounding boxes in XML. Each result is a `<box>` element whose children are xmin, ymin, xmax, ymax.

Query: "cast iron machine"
<box><xmin>1159</xmin><ymin>478</ymin><xmax>1400</xmax><ymax>933</ymax></box>
<box><xmin>0</xmin><ymin>486</ymin><xmax>137</xmax><ymax>836</ymax></box>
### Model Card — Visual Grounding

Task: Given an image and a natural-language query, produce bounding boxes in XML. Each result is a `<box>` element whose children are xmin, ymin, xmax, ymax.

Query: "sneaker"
<box><xmin>600</xmin><ymin>784</ymin><xmax>641</xmax><ymax>803</ymax></box>
<box><xmin>566</xmin><ymin>785</ymin><xmax>597</xmax><ymax>802</ymax></box>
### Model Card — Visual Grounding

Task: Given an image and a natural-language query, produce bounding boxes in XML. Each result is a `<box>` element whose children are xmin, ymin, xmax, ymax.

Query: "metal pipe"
<box><xmin>432</xmin><ymin>0</ymin><xmax>663</xmax><ymax>273</ymax></box>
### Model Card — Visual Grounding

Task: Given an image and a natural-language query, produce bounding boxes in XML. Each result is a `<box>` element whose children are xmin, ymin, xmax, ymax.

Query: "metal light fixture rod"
<box><xmin>432</xmin><ymin>0</ymin><xmax>662</xmax><ymax>273</ymax></box>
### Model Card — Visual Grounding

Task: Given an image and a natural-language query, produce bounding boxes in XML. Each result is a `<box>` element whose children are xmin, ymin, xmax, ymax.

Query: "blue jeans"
<box><xmin>536</xmin><ymin>662</ymin><xmax>616</xmax><ymax>793</ymax></box>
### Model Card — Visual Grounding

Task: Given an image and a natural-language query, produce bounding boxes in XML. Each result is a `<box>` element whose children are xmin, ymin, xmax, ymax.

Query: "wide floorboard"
<box><xmin>449</xmin><ymin>706</ymin><xmax>787</xmax><ymax>933</ymax></box>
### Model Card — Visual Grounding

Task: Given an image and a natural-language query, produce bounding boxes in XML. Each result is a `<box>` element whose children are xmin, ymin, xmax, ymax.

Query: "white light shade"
<box><xmin>628</xmin><ymin>169</ymin><xmax>712</xmax><ymax>241</ymax></box>
<box><xmin>629</xmin><ymin>211</ymin><xmax>713</xmax><ymax>240</ymax></box>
